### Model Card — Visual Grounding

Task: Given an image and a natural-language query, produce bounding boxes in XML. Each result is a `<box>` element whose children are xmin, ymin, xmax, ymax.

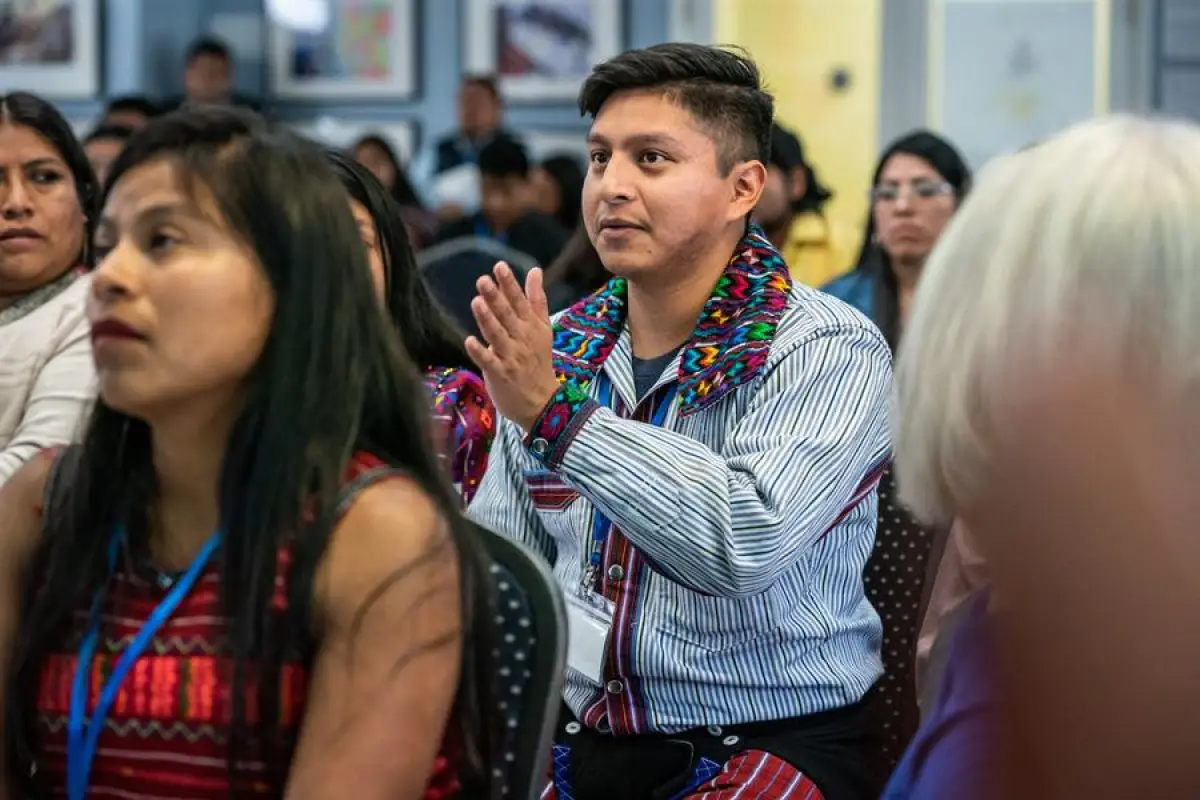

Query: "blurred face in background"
<box><xmin>184</xmin><ymin>53</ymin><xmax>232</xmax><ymax>105</ymax></box>
<box><xmin>353</xmin><ymin>141</ymin><xmax>397</xmax><ymax>192</ymax></box>
<box><xmin>873</xmin><ymin>153</ymin><xmax>957</xmax><ymax>268</ymax></box>
<box><xmin>458</xmin><ymin>81</ymin><xmax>501</xmax><ymax>140</ymax></box>
<box><xmin>752</xmin><ymin>163</ymin><xmax>805</xmax><ymax>231</ymax></box>
<box><xmin>529</xmin><ymin>166</ymin><xmax>560</xmax><ymax>217</ymax></box>
<box><xmin>85</xmin><ymin>135</ymin><xmax>126</xmax><ymax>185</ymax></box>
<box><xmin>103</xmin><ymin>109</ymin><xmax>149</xmax><ymax>130</ymax></box>
<box><xmin>480</xmin><ymin>173</ymin><xmax>530</xmax><ymax>232</ymax></box>
<box><xmin>0</xmin><ymin>122</ymin><xmax>85</xmax><ymax>303</ymax></box>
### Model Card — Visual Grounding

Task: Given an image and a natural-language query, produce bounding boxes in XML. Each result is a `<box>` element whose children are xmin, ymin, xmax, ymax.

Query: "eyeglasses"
<box><xmin>870</xmin><ymin>179</ymin><xmax>954</xmax><ymax>203</ymax></box>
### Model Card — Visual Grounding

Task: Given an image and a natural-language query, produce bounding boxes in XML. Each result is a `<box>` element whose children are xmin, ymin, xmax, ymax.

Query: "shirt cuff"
<box><xmin>523</xmin><ymin>380</ymin><xmax>599</xmax><ymax>469</ymax></box>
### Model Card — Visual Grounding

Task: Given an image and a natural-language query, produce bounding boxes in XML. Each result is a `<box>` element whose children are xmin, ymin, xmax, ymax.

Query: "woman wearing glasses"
<box><xmin>823</xmin><ymin>131</ymin><xmax>970</xmax><ymax>347</ymax></box>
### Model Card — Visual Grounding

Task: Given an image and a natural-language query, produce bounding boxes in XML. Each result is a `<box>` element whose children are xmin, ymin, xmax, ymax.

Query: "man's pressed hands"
<box><xmin>465</xmin><ymin>263</ymin><xmax>562</xmax><ymax>432</ymax></box>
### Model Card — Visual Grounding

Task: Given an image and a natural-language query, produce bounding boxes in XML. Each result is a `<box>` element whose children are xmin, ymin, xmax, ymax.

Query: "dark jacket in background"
<box><xmin>437</xmin><ymin>212</ymin><xmax>568</xmax><ymax>269</ymax></box>
<box><xmin>433</xmin><ymin>129</ymin><xmax>523</xmax><ymax>176</ymax></box>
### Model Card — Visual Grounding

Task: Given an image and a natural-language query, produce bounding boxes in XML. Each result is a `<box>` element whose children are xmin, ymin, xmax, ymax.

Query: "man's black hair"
<box><xmin>85</xmin><ymin>123</ymin><xmax>136</xmax><ymax>145</ymax></box>
<box><xmin>578</xmin><ymin>43</ymin><xmax>774</xmax><ymax>174</ymax></box>
<box><xmin>478</xmin><ymin>136</ymin><xmax>529</xmax><ymax>179</ymax></box>
<box><xmin>104</xmin><ymin>95</ymin><xmax>158</xmax><ymax>120</ymax></box>
<box><xmin>462</xmin><ymin>74</ymin><xmax>501</xmax><ymax>102</ymax></box>
<box><xmin>187</xmin><ymin>36</ymin><xmax>232</xmax><ymax>64</ymax></box>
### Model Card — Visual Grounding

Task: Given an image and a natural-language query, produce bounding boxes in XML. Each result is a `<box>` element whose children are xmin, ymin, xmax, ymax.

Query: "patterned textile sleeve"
<box><xmin>427</xmin><ymin>367</ymin><xmax>497</xmax><ymax>505</ymax></box>
<box><xmin>525</xmin><ymin>324</ymin><xmax>893</xmax><ymax>598</ymax></box>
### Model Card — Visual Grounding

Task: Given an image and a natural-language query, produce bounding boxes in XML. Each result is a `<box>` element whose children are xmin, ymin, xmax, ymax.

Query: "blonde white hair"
<box><xmin>894</xmin><ymin>114</ymin><xmax>1200</xmax><ymax>525</ymax></box>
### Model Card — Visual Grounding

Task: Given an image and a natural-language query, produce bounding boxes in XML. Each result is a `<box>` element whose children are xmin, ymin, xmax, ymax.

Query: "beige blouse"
<box><xmin>0</xmin><ymin>272</ymin><xmax>94</xmax><ymax>484</ymax></box>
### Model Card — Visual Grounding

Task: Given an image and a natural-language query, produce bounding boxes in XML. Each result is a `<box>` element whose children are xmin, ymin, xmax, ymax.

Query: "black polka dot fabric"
<box><xmin>863</xmin><ymin>466</ymin><xmax>936</xmax><ymax>769</ymax></box>
<box><xmin>489</xmin><ymin>561</ymin><xmax>537</xmax><ymax>798</ymax></box>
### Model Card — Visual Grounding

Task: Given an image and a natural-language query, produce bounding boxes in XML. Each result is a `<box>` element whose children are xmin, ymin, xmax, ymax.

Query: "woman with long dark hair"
<box><xmin>0</xmin><ymin>108</ymin><xmax>496</xmax><ymax>798</ymax></box>
<box><xmin>823</xmin><ymin>131</ymin><xmax>971</xmax><ymax>347</ymax></box>
<box><xmin>327</xmin><ymin>150</ymin><xmax>496</xmax><ymax>504</ymax></box>
<box><xmin>351</xmin><ymin>133</ymin><xmax>437</xmax><ymax>250</ymax></box>
<box><xmin>0</xmin><ymin>92</ymin><xmax>100</xmax><ymax>482</ymax></box>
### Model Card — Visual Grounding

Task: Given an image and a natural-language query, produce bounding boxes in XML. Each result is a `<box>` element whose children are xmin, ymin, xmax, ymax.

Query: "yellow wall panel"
<box><xmin>715</xmin><ymin>0</ymin><xmax>882</xmax><ymax>264</ymax></box>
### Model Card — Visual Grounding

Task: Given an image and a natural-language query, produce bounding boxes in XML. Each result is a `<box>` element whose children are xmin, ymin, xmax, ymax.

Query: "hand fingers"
<box><xmin>464</xmin><ymin>335</ymin><xmax>499</xmax><ymax>373</ymax></box>
<box><xmin>494</xmin><ymin>262</ymin><xmax>532</xmax><ymax>318</ymax></box>
<box><xmin>526</xmin><ymin>267</ymin><xmax>550</xmax><ymax>321</ymax></box>
<box><xmin>477</xmin><ymin>275</ymin><xmax>522</xmax><ymax>338</ymax></box>
<box><xmin>471</xmin><ymin>295</ymin><xmax>513</xmax><ymax>358</ymax></box>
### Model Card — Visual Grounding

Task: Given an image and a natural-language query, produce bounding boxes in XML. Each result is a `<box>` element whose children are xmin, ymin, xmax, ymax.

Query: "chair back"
<box><xmin>419</xmin><ymin>236</ymin><xmax>537</xmax><ymax>340</ymax></box>
<box><xmin>862</xmin><ymin>466</ymin><xmax>938</xmax><ymax>768</ymax></box>
<box><xmin>471</xmin><ymin>521</ymin><xmax>567</xmax><ymax>800</ymax></box>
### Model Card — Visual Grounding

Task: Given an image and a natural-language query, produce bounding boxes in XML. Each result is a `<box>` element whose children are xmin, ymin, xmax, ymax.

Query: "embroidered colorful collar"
<box><xmin>552</xmin><ymin>226</ymin><xmax>792</xmax><ymax>416</ymax></box>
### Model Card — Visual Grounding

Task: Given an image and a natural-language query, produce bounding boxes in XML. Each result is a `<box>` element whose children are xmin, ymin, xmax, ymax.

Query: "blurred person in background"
<box><xmin>531</xmin><ymin>152</ymin><xmax>586</xmax><ymax>232</ymax></box>
<box><xmin>0</xmin><ymin>92</ymin><xmax>96</xmax><ymax>484</ymax></box>
<box><xmin>423</xmin><ymin>75</ymin><xmax>523</xmax><ymax>221</ymax></box>
<box><xmin>436</xmin><ymin>136</ymin><xmax>567</xmax><ymax>268</ymax></box>
<box><xmin>83</xmin><ymin>124</ymin><xmax>134</xmax><ymax>185</ymax></box>
<box><xmin>823</xmin><ymin>131</ymin><xmax>970</xmax><ymax>347</ymax></box>
<box><xmin>98</xmin><ymin>96</ymin><xmax>157</xmax><ymax>130</ymax></box>
<box><xmin>888</xmin><ymin>115</ymin><xmax>1200</xmax><ymax>799</ymax></box>
<box><xmin>161</xmin><ymin>36</ymin><xmax>261</xmax><ymax>114</ymax></box>
<box><xmin>351</xmin><ymin>133</ymin><xmax>438</xmax><ymax>250</ymax></box>
<box><xmin>752</xmin><ymin>122</ymin><xmax>850</xmax><ymax>287</ymax></box>
<box><xmin>329</xmin><ymin>150</ymin><xmax>496</xmax><ymax>504</ymax></box>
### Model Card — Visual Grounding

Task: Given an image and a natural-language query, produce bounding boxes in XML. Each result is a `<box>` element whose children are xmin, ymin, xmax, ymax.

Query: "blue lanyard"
<box><xmin>583</xmin><ymin>374</ymin><xmax>676</xmax><ymax>593</ymax></box>
<box><xmin>67</xmin><ymin>527</ymin><xmax>220</xmax><ymax>799</ymax></box>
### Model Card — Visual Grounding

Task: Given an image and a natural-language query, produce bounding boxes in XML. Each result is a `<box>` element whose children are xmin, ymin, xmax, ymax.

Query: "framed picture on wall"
<box><xmin>268</xmin><ymin>0</ymin><xmax>418</xmax><ymax>99</ymax></box>
<box><xmin>462</xmin><ymin>0</ymin><xmax>624</xmax><ymax>102</ymax></box>
<box><xmin>290</xmin><ymin>117</ymin><xmax>420</xmax><ymax>164</ymax></box>
<box><xmin>0</xmin><ymin>0</ymin><xmax>101</xmax><ymax>98</ymax></box>
<box><xmin>524</xmin><ymin>128</ymin><xmax>589</xmax><ymax>162</ymax></box>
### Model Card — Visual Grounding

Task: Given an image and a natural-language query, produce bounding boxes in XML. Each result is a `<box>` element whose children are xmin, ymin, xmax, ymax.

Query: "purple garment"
<box><xmin>880</xmin><ymin>592</ymin><xmax>999</xmax><ymax>799</ymax></box>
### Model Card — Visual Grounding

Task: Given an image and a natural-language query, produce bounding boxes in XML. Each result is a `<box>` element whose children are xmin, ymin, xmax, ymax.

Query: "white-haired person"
<box><xmin>883</xmin><ymin>115</ymin><xmax>1200</xmax><ymax>799</ymax></box>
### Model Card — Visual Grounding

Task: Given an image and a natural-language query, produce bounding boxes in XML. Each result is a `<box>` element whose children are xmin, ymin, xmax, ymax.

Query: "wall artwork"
<box><xmin>0</xmin><ymin>0</ymin><xmax>100</xmax><ymax>98</ymax></box>
<box><xmin>463</xmin><ymin>0</ymin><xmax>623</xmax><ymax>102</ymax></box>
<box><xmin>269</xmin><ymin>0</ymin><xmax>417</xmax><ymax>99</ymax></box>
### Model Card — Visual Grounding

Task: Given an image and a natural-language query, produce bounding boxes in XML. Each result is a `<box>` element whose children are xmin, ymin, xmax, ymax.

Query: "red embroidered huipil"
<box><xmin>29</xmin><ymin>452</ymin><xmax>460</xmax><ymax>798</ymax></box>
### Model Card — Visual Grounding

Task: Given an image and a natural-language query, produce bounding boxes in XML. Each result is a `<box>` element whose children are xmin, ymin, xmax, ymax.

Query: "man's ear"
<box><xmin>727</xmin><ymin>160</ymin><xmax>768</xmax><ymax>223</ymax></box>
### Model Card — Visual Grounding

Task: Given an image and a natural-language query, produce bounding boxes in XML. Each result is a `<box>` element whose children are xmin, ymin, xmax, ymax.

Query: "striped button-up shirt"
<box><xmin>469</xmin><ymin>229</ymin><xmax>891</xmax><ymax>734</ymax></box>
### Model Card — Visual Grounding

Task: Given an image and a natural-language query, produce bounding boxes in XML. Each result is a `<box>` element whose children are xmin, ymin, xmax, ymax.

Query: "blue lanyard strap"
<box><xmin>582</xmin><ymin>374</ymin><xmax>676</xmax><ymax>595</ymax></box>
<box><xmin>67</xmin><ymin>527</ymin><xmax>220</xmax><ymax>800</ymax></box>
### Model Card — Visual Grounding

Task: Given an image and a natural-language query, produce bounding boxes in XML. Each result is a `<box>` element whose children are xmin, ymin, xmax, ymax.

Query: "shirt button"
<box><xmin>607</xmin><ymin>564</ymin><xmax>624</xmax><ymax>581</ymax></box>
<box><xmin>530</xmin><ymin>437</ymin><xmax>549</xmax><ymax>456</ymax></box>
<box><xmin>606</xmin><ymin>679</ymin><xmax>624</xmax><ymax>695</ymax></box>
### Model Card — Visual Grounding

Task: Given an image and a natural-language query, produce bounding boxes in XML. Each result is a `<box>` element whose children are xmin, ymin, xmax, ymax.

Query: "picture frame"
<box><xmin>523</xmin><ymin>128</ymin><xmax>589</xmax><ymax>162</ymax></box>
<box><xmin>0</xmin><ymin>0</ymin><xmax>101</xmax><ymax>98</ymax></box>
<box><xmin>667</xmin><ymin>0</ymin><xmax>713</xmax><ymax>44</ymax></box>
<box><xmin>462</xmin><ymin>0</ymin><xmax>624</xmax><ymax>102</ymax></box>
<box><xmin>268</xmin><ymin>0</ymin><xmax>418</xmax><ymax>100</ymax></box>
<box><xmin>289</xmin><ymin>117</ymin><xmax>420</xmax><ymax>164</ymax></box>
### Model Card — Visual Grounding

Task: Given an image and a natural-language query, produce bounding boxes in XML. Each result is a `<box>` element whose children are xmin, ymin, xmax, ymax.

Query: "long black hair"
<box><xmin>5</xmin><ymin>107</ymin><xmax>496</xmax><ymax>796</ymax></box>
<box><xmin>854</xmin><ymin>130</ymin><xmax>971</xmax><ymax>347</ymax></box>
<box><xmin>0</xmin><ymin>91</ymin><xmax>101</xmax><ymax>269</ymax></box>
<box><xmin>350</xmin><ymin>133</ymin><xmax>424</xmax><ymax>209</ymax></box>
<box><xmin>326</xmin><ymin>149</ymin><xmax>473</xmax><ymax>373</ymax></box>
<box><xmin>537</xmin><ymin>153</ymin><xmax>585</xmax><ymax>231</ymax></box>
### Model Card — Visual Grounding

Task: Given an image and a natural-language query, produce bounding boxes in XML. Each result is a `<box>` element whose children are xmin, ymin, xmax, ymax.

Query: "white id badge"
<box><xmin>565</xmin><ymin>593</ymin><xmax>614</xmax><ymax>684</ymax></box>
